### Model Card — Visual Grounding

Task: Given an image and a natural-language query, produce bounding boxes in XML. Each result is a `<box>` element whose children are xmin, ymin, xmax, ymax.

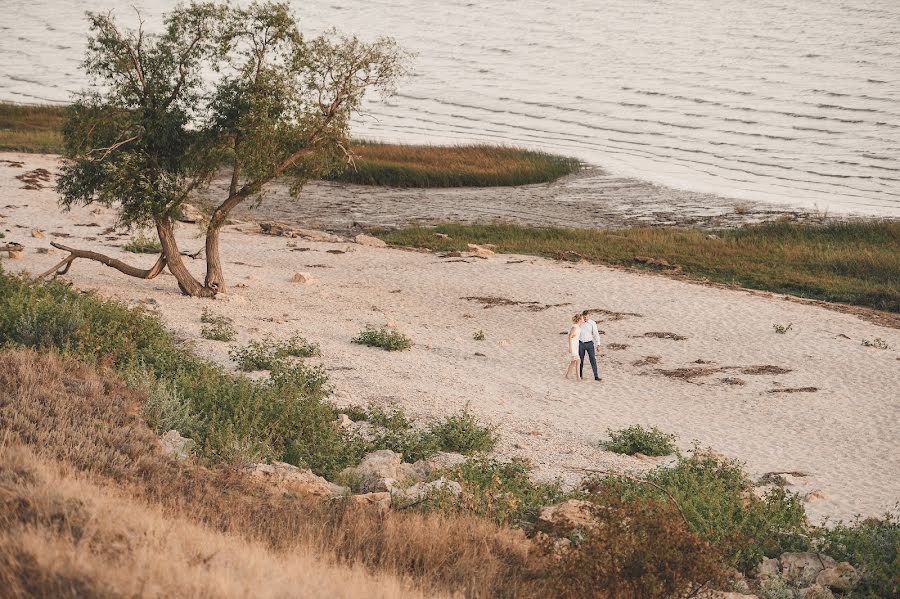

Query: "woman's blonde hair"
<box><xmin>572</xmin><ymin>313</ymin><xmax>584</xmax><ymax>324</ymax></box>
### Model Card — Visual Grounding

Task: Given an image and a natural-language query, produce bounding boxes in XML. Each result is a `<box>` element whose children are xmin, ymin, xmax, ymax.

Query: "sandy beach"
<box><xmin>2</xmin><ymin>152</ymin><xmax>898</xmax><ymax>525</ymax></box>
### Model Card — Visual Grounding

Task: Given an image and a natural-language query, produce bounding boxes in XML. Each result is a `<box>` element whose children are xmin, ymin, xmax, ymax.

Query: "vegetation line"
<box><xmin>378</xmin><ymin>222</ymin><xmax>900</xmax><ymax>313</ymax></box>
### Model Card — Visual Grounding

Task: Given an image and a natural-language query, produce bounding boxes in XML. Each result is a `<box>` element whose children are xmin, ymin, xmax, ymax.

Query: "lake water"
<box><xmin>2</xmin><ymin>0</ymin><xmax>899</xmax><ymax>216</ymax></box>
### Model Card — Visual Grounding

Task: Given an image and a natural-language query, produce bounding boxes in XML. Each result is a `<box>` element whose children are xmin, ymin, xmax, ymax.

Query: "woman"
<box><xmin>564</xmin><ymin>313</ymin><xmax>585</xmax><ymax>380</ymax></box>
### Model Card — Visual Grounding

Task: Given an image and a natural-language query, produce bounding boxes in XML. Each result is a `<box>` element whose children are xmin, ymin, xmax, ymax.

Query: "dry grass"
<box><xmin>0</xmin><ymin>103</ymin><xmax>66</xmax><ymax>154</ymax></box>
<box><xmin>0</xmin><ymin>348</ymin><xmax>545</xmax><ymax>598</ymax></box>
<box><xmin>331</xmin><ymin>142</ymin><xmax>581</xmax><ymax>187</ymax></box>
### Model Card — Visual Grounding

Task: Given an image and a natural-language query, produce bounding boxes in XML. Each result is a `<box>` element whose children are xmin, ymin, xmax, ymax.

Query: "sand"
<box><xmin>2</xmin><ymin>152</ymin><xmax>898</xmax><ymax>524</ymax></box>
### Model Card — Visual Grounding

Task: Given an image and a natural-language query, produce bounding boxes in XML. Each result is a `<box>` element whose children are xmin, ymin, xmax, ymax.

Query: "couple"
<box><xmin>565</xmin><ymin>311</ymin><xmax>602</xmax><ymax>382</ymax></box>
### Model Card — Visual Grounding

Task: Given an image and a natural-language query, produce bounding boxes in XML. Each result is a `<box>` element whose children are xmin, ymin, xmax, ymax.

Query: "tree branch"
<box><xmin>40</xmin><ymin>242</ymin><xmax>167</xmax><ymax>280</ymax></box>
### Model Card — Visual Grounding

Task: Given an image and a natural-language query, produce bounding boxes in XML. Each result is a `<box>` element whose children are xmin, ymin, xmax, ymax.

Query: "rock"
<box><xmin>339</xmin><ymin>450</ymin><xmax>420</xmax><ymax>493</ymax></box>
<box><xmin>411</xmin><ymin>452</ymin><xmax>468</xmax><ymax>477</ymax></box>
<box><xmin>337</xmin><ymin>413</ymin><xmax>353</xmax><ymax>430</ymax></box>
<box><xmin>804</xmin><ymin>490</ymin><xmax>828</xmax><ymax>503</ymax></box>
<box><xmin>291</xmin><ymin>272</ymin><xmax>318</xmax><ymax>284</ymax></box>
<box><xmin>754</xmin><ymin>557</ymin><xmax>781</xmax><ymax>579</ymax></box>
<box><xmin>243</xmin><ymin>461</ymin><xmax>348</xmax><ymax>497</ymax></box>
<box><xmin>466</xmin><ymin>243</ymin><xmax>494</xmax><ymax>257</ymax></box>
<box><xmin>294</xmin><ymin>227</ymin><xmax>342</xmax><ymax>243</ymax></box>
<box><xmin>31</xmin><ymin>228</ymin><xmax>45</xmax><ymax>238</ymax></box>
<box><xmin>537</xmin><ymin>499</ymin><xmax>597</xmax><ymax>531</ymax></box>
<box><xmin>780</xmin><ymin>552</ymin><xmax>837</xmax><ymax>588</ymax></box>
<box><xmin>394</xmin><ymin>478</ymin><xmax>462</xmax><ymax>505</ymax></box>
<box><xmin>178</xmin><ymin>203</ymin><xmax>204</xmax><ymax>223</ymax></box>
<box><xmin>160</xmin><ymin>430</ymin><xmax>193</xmax><ymax>460</ymax></box>
<box><xmin>815</xmin><ymin>562</ymin><xmax>859</xmax><ymax>592</ymax></box>
<box><xmin>799</xmin><ymin>584</ymin><xmax>834</xmax><ymax>599</ymax></box>
<box><xmin>706</xmin><ymin>234</ymin><xmax>719</xmax><ymax>240</ymax></box>
<box><xmin>355</xmin><ymin>234</ymin><xmax>387</xmax><ymax>248</ymax></box>
<box><xmin>349</xmin><ymin>492</ymin><xmax>392</xmax><ymax>512</ymax></box>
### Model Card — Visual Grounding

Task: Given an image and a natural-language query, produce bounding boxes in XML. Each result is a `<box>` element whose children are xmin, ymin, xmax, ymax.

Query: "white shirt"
<box><xmin>578</xmin><ymin>319</ymin><xmax>601</xmax><ymax>345</ymax></box>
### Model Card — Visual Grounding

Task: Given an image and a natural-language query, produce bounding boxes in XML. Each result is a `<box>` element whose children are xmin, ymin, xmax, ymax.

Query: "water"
<box><xmin>2</xmin><ymin>0</ymin><xmax>899</xmax><ymax>216</ymax></box>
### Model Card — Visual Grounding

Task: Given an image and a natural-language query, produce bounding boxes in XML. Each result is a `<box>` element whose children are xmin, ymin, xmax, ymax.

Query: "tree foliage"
<box><xmin>55</xmin><ymin>1</ymin><xmax>407</xmax><ymax>296</ymax></box>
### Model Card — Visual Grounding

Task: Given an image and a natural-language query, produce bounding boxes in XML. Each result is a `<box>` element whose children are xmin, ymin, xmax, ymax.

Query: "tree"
<box><xmin>51</xmin><ymin>1</ymin><xmax>406</xmax><ymax>297</ymax></box>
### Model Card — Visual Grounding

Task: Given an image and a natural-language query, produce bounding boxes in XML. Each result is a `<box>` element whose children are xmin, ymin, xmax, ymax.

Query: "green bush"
<box><xmin>200</xmin><ymin>308</ymin><xmax>236</xmax><ymax>342</ymax></box>
<box><xmin>600</xmin><ymin>425</ymin><xmax>677</xmax><ymax>456</ymax></box>
<box><xmin>586</xmin><ymin>449</ymin><xmax>810</xmax><ymax>573</ymax></box>
<box><xmin>0</xmin><ymin>269</ymin><xmax>361</xmax><ymax>478</ymax></box>
<box><xmin>818</xmin><ymin>508</ymin><xmax>899</xmax><ymax>598</ymax></box>
<box><xmin>424</xmin><ymin>457</ymin><xmax>567</xmax><ymax>526</ymax></box>
<box><xmin>352</xmin><ymin>326</ymin><xmax>412</xmax><ymax>351</ymax></box>
<box><xmin>123</xmin><ymin>233</ymin><xmax>163</xmax><ymax>254</ymax></box>
<box><xmin>428</xmin><ymin>405</ymin><xmax>498</xmax><ymax>455</ymax></box>
<box><xmin>229</xmin><ymin>335</ymin><xmax>320</xmax><ymax>371</ymax></box>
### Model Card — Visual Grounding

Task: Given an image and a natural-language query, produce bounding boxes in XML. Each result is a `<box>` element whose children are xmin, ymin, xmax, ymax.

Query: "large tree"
<box><xmin>51</xmin><ymin>1</ymin><xmax>406</xmax><ymax>296</ymax></box>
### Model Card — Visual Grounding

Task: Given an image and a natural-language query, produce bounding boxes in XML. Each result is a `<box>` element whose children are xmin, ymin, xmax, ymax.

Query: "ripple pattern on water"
<box><xmin>1</xmin><ymin>0</ymin><xmax>898</xmax><ymax>215</ymax></box>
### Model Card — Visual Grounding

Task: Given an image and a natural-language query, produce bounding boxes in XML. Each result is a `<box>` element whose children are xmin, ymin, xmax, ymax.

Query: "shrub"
<box><xmin>428</xmin><ymin>405</ymin><xmax>498</xmax><ymax>455</ymax></box>
<box><xmin>473</xmin><ymin>329</ymin><xmax>486</xmax><ymax>341</ymax></box>
<box><xmin>861</xmin><ymin>338</ymin><xmax>890</xmax><ymax>350</ymax></box>
<box><xmin>229</xmin><ymin>335</ymin><xmax>320</xmax><ymax>371</ymax></box>
<box><xmin>123</xmin><ymin>366</ymin><xmax>198</xmax><ymax>437</ymax></box>
<box><xmin>586</xmin><ymin>449</ymin><xmax>810</xmax><ymax>573</ymax></box>
<box><xmin>773</xmin><ymin>323</ymin><xmax>793</xmax><ymax>334</ymax></box>
<box><xmin>425</xmin><ymin>457</ymin><xmax>567</xmax><ymax>526</ymax></box>
<box><xmin>600</xmin><ymin>425</ymin><xmax>677</xmax><ymax>456</ymax></box>
<box><xmin>123</xmin><ymin>233</ymin><xmax>163</xmax><ymax>254</ymax></box>
<box><xmin>546</xmin><ymin>490</ymin><xmax>728</xmax><ymax>599</ymax></box>
<box><xmin>352</xmin><ymin>326</ymin><xmax>412</xmax><ymax>351</ymax></box>
<box><xmin>757</xmin><ymin>576</ymin><xmax>799</xmax><ymax>599</ymax></box>
<box><xmin>818</xmin><ymin>508</ymin><xmax>900</xmax><ymax>599</ymax></box>
<box><xmin>200</xmin><ymin>308</ymin><xmax>237</xmax><ymax>342</ymax></box>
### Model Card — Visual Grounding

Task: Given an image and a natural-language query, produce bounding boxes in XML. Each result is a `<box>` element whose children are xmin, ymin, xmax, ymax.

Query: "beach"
<box><xmin>3</xmin><ymin>152</ymin><xmax>898</xmax><ymax>525</ymax></box>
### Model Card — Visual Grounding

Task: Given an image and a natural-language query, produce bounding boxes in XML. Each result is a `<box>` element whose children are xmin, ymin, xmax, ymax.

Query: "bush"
<box><xmin>352</xmin><ymin>326</ymin><xmax>412</xmax><ymax>351</ymax></box>
<box><xmin>428</xmin><ymin>405</ymin><xmax>498</xmax><ymax>455</ymax></box>
<box><xmin>586</xmin><ymin>449</ymin><xmax>810</xmax><ymax>573</ymax></box>
<box><xmin>600</xmin><ymin>425</ymin><xmax>677</xmax><ymax>456</ymax></box>
<box><xmin>424</xmin><ymin>457</ymin><xmax>567</xmax><ymax>526</ymax></box>
<box><xmin>200</xmin><ymin>308</ymin><xmax>236</xmax><ymax>342</ymax></box>
<box><xmin>0</xmin><ymin>269</ymin><xmax>361</xmax><ymax>478</ymax></box>
<box><xmin>123</xmin><ymin>233</ymin><xmax>163</xmax><ymax>254</ymax></box>
<box><xmin>546</xmin><ymin>490</ymin><xmax>728</xmax><ymax>599</ymax></box>
<box><xmin>473</xmin><ymin>329</ymin><xmax>486</xmax><ymax>341</ymax></box>
<box><xmin>818</xmin><ymin>508</ymin><xmax>899</xmax><ymax>598</ymax></box>
<box><xmin>229</xmin><ymin>335</ymin><xmax>320</xmax><ymax>371</ymax></box>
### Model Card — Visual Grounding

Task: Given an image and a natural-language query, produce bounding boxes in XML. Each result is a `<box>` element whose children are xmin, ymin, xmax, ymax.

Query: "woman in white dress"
<box><xmin>564</xmin><ymin>313</ymin><xmax>585</xmax><ymax>380</ymax></box>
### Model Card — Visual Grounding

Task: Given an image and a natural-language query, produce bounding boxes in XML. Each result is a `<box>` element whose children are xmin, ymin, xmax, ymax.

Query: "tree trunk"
<box><xmin>204</xmin><ymin>221</ymin><xmax>226</xmax><ymax>291</ymax></box>
<box><xmin>155</xmin><ymin>217</ymin><xmax>216</xmax><ymax>297</ymax></box>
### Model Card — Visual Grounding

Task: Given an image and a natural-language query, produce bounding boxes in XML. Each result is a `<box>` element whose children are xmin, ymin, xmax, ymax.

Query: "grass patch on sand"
<box><xmin>329</xmin><ymin>141</ymin><xmax>581</xmax><ymax>187</ymax></box>
<box><xmin>0</xmin><ymin>104</ymin><xmax>580</xmax><ymax>186</ymax></box>
<box><xmin>123</xmin><ymin>233</ymin><xmax>163</xmax><ymax>254</ymax></box>
<box><xmin>601</xmin><ymin>425</ymin><xmax>677</xmax><ymax>456</ymax></box>
<box><xmin>352</xmin><ymin>325</ymin><xmax>412</xmax><ymax>351</ymax></box>
<box><xmin>0</xmin><ymin>102</ymin><xmax>66</xmax><ymax>153</ymax></box>
<box><xmin>379</xmin><ymin>222</ymin><xmax>900</xmax><ymax>312</ymax></box>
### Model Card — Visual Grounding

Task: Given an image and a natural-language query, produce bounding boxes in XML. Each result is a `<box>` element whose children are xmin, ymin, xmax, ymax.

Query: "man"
<box><xmin>578</xmin><ymin>310</ymin><xmax>601</xmax><ymax>381</ymax></box>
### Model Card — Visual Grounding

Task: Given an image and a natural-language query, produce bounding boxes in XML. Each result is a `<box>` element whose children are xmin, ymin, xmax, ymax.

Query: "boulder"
<box><xmin>815</xmin><ymin>562</ymin><xmax>859</xmax><ymax>592</ymax></box>
<box><xmin>411</xmin><ymin>452</ymin><xmax>468</xmax><ymax>477</ymax></box>
<box><xmin>336</xmin><ymin>413</ymin><xmax>354</xmax><ymax>430</ymax></box>
<box><xmin>349</xmin><ymin>492</ymin><xmax>392</xmax><ymax>512</ymax></box>
<box><xmin>291</xmin><ymin>272</ymin><xmax>318</xmax><ymax>284</ymax></box>
<box><xmin>339</xmin><ymin>450</ymin><xmax>420</xmax><ymax>493</ymax></box>
<box><xmin>294</xmin><ymin>227</ymin><xmax>342</xmax><ymax>243</ymax></box>
<box><xmin>355</xmin><ymin>234</ymin><xmax>387</xmax><ymax>248</ymax></box>
<box><xmin>394</xmin><ymin>478</ymin><xmax>462</xmax><ymax>504</ymax></box>
<box><xmin>754</xmin><ymin>557</ymin><xmax>781</xmax><ymax>580</ymax></box>
<box><xmin>537</xmin><ymin>499</ymin><xmax>597</xmax><ymax>531</ymax></box>
<box><xmin>243</xmin><ymin>461</ymin><xmax>348</xmax><ymax>497</ymax></box>
<box><xmin>779</xmin><ymin>553</ymin><xmax>837</xmax><ymax>588</ymax></box>
<box><xmin>160</xmin><ymin>430</ymin><xmax>193</xmax><ymax>460</ymax></box>
<box><xmin>466</xmin><ymin>243</ymin><xmax>494</xmax><ymax>257</ymax></box>
<box><xmin>799</xmin><ymin>584</ymin><xmax>834</xmax><ymax>599</ymax></box>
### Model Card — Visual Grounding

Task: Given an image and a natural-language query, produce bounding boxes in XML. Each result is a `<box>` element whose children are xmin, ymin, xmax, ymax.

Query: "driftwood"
<box><xmin>1</xmin><ymin>242</ymin><xmax>24</xmax><ymax>253</ymax></box>
<box><xmin>38</xmin><ymin>241</ymin><xmax>167</xmax><ymax>280</ymax></box>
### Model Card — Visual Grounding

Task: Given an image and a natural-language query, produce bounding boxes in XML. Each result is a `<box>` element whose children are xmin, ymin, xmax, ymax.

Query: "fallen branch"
<box><xmin>1</xmin><ymin>243</ymin><xmax>24</xmax><ymax>253</ymax></box>
<box><xmin>39</xmin><ymin>241</ymin><xmax>167</xmax><ymax>280</ymax></box>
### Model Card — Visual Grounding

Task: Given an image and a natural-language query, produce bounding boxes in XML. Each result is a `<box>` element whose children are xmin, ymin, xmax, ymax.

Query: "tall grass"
<box><xmin>379</xmin><ymin>222</ymin><xmax>900</xmax><ymax>312</ymax></box>
<box><xmin>330</xmin><ymin>141</ymin><xmax>581</xmax><ymax>187</ymax></box>
<box><xmin>0</xmin><ymin>102</ymin><xmax>66</xmax><ymax>153</ymax></box>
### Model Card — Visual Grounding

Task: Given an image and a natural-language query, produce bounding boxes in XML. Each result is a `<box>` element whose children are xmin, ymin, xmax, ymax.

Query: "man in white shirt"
<box><xmin>578</xmin><ymin>310</ymin><xmax>602</xmax><ymax>381</ymax></box>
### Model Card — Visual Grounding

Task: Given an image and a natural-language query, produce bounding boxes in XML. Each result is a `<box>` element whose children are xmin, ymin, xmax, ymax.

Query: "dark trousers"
<box><xmin>579</xmin><ymin>341</ymin><xmax>599</xmax><ymax>379</ymax></box>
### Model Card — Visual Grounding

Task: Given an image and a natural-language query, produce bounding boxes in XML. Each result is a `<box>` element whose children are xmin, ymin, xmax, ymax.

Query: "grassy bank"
<box><xmin>378</xmin><ymin>222</ymin><xmax>900</xmax><ymax>313</ymax></box>
<box><xmin>0</xmin><ymin>102</ymin><xmax>581</xmax><ymax>186</ymax></box>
